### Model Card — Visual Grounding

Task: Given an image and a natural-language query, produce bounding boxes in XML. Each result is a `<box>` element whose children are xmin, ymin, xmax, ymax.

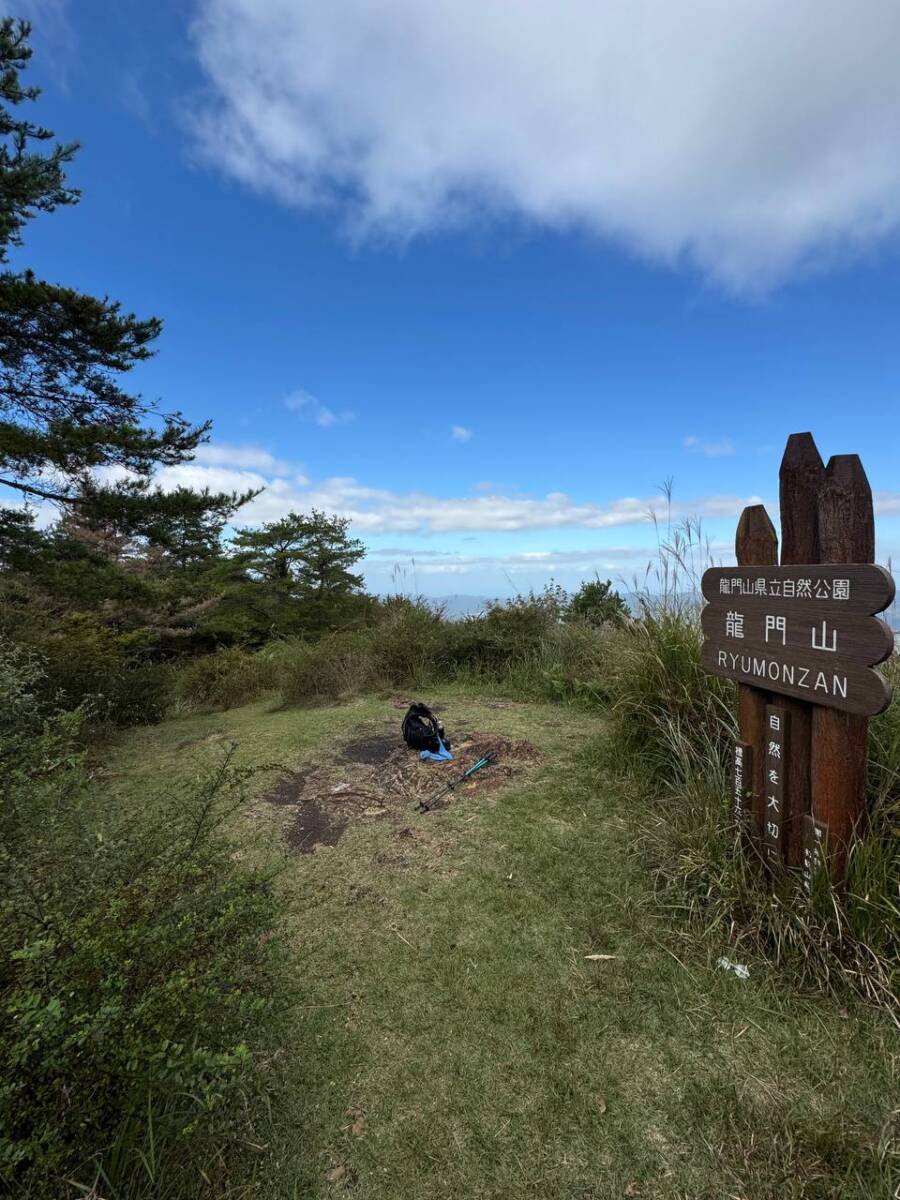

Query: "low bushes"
<box><xmin>175</xmin><ymin>643</ymin><xmax>279</xmax><ymax>712</ymax></box>
<box><xmin>24</xmin><ymin>613</ymin><xmax>174</xmax><ymax>728</ymax></box>
<box><xmin>0</xmin><ymin>640</ymin><xmax>289</xmax><ymax>1196</ymax></box>
<box><xmin>173</xmin><ymin>591</ymin><xmax>625</xmax><ymax>712</ymax></box>
<box><xmin>274</xmin><ymin>632</ymin><xmax>381</xmax><ymax>704</ymax></box>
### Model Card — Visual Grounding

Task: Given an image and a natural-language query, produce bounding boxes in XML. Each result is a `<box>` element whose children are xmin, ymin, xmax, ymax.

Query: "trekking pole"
<box><xmin>414</xmin><ymin>753</ymin><xmax>497</xmax><ymax>813</ymax></box>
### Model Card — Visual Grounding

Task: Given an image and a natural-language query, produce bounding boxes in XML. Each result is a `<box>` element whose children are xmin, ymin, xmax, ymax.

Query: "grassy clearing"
<box><xmin>102</xmin><ymin>689</ymin><xmax>899</xmax><ymax>1199</ymax></box>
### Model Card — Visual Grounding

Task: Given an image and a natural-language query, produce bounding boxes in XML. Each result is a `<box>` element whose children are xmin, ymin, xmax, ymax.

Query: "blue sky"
<box><xmin>11</xmin><ymin>0</ymin><xmax>900</xmax><ymax>596</ymax></box>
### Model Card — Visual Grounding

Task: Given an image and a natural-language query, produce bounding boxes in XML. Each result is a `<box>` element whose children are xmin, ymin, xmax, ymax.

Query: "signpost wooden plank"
<box><xmin>779</xmin><ymin>435</ymin><xmax>825</xmax><ymax>864</ymax></box>
<box><xmin>700</xmin><ymin>641</ymin><xmax>891</xmax><ymax>716</ymax></box>
<box><xmin>734</xmin><ymin>504</ymin><xmax>778</xmax><ymax>843</ymax></box>
<box><xmin>810</xmin><ymin>455</ymin><xmax>875</xmax><ymax>877</ymax></box>
<box><xmin>700</xmin><ymin>602</ymin><xmax>893</xmax><ymax>666</ymax></box>
<box><xmin>701</xmin><ymin>564</ymin><xmax>894</xmax><ymax>613</ymax></box>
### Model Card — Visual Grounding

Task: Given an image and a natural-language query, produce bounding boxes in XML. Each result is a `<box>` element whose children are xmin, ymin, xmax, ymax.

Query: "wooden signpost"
<box><xmin>701</xmin><ymin>434</ymin><xmax>896</xmax><ymax>881</ymax></box>
<box><xmin>701</xmin><ymin>565</ymin><xmax>894</xmax><ymax>716</ymax></box>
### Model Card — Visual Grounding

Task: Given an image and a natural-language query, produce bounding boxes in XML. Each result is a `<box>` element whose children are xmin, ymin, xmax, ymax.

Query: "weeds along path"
<box><xmin>107</xmin><ymin>691</ymin><xmax>898</xmax><ymax>1199</ymax></box>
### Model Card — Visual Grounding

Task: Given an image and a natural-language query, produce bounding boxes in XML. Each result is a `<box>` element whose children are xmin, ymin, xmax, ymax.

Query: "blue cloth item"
<box><xmin>419</xmin><ymin>737</ymin><xmax>453</xmax><ymax>762</ymax></box>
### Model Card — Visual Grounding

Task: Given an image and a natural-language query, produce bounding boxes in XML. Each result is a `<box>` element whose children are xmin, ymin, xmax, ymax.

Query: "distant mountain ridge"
<box><xmin>420</xmin><ymin>593</ymin><xmax>900</xmax><ymax>632</ymax></box>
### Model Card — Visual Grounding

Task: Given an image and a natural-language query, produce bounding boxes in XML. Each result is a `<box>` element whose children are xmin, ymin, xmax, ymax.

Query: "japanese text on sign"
<box><xmin>763</xmin><ymin>706</ymin><xmax>786</xmax><ymax>872</ymax></box>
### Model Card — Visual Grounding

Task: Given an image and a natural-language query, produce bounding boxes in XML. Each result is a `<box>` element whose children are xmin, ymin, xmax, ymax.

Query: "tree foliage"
<box><xmin>0</xmin><ymin>18</ymin><xmax>78</xmax><ymax>258</ymax></box>
<box><xmin>567</xmin><ymin>577</ymin><xmax>629</xmax><ymax>627</ymax></box>
<box><xmin>233</xmin><ymin>509</ymin><xmax>364</xmax><ymax>594</ymax></box>
<box><xmin>0</xmin><ymin>18</ymin><xmax>244</xmax><ymax>534</ymax></box>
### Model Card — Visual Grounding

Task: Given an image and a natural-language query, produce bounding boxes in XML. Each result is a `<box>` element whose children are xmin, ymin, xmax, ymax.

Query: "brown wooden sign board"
<box><xmin>701</xmin><ymin>601</ymin><xmax>893</xmax><ymax>666</ymax></box>
<box><xmin>708</xmin><ymin>436</ymin><xmax>895</xmax><ymax>883</ymax></box>
<box><xmin>702</xmin><ymin>564</ymin><xmax>894</xmax><ymax>614</ymax></box>
<box><xmin>701</xmin><ymin>641</ymin><xmax>891</xmax><ymax>716</ymax></box>
<box><xmin>701</xmin><ymin>564</ymin><xmax>894</xmax><ymax>717</ymax></box>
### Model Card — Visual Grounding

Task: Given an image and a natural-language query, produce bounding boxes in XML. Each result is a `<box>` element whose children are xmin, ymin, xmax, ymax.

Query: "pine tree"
<box><xmin>232</xmin><ymin>510</ymin><xmax>365</xmax><ymax>595</ymax></box>
<box><xmin>0</xmin><ymin>19</ymin><xmax>249</xmax><ymax>532</ymax></box>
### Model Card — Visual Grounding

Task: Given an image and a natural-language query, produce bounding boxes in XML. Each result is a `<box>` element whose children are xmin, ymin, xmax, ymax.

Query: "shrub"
<box><xmin>437</xmin><ymin>589</ymin><xmax>564</xmax><ymax>677</ymax></box>
<box><xmin>610</xmin><ymin>601</ymin><xmax>736</xmax><ymax>780</ymax></box>
<box><xmin>0</xmin><ymin>683</ymin><xmax>287</xmax><ymax>1196</ymax></box>
<box><xmin>25</xmin><ymin>613</ymin><xmax>173</xmax><ymax>727</ymax></box>
<box><xmin>167</xmin><ymin>588</ymin><xmax>624</xmax><ymax>715</ymax></box>
<box><xmin>273</xmin><ymin>632</ymin><xmax>380</xmax><ymax>705</ymax></box>
<box><xmin>368</xmin><ymin>597</ymin><xmax>443</xmax><ymax>686</ymax></box>
<box><xmin>176</xmin><ymin>644</ymin><xmax>278</xmax><ymax>712</ymax></box>
<box><xmin>536</xmin><ymin>620</ymin><xmax>620</xmax><ymax>706</ymax></box>
<box><xmin>566</xmin><ymin>577</ymin><xmax>630</xmax><ymax>628</ymax></box>
<box><xmin>0</xmin><ymin>636</ymin><xmax>49</xmax><ymax>748</ymax></box>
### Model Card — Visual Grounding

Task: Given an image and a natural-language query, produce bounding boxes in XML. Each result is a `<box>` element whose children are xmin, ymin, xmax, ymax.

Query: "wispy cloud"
<box><xmin>684</xmin><ymin>435</ymin><xmax>735</xmax><ymax>458</ymax></box>
<box><xmin>451</xmin><ymin>425</ymin><xmax>473</xmax><ymax>443</ymax></box>
<box><xmin>472</xmin><ymin>480</ymin><xmax>517</xmax><ymax>494</ymax></box>
<box><xmin>192</xmin><ymin>442</ymin><xmax>292</xmax><ymax>475</ymax></box>
<box><xmin>285</xmin><ymin>389</ymin><xmax>354</xmax><ymax>428</ymax></box>
<box><xmin>150</xmin><ymin>443</ymin><xmax>764</xmax><ymax>534</ymax></box>
<box><xmin>191</xmin><ymin>0</ymin><xmax>900</xmax><ymax>293</ymax></box>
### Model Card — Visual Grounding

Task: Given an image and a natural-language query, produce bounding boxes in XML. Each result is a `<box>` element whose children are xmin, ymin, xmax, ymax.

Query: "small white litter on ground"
<box><xmin>717</xmin><ymin>956</ymin><xmax>750</xmax><ymax>979</ymax></box>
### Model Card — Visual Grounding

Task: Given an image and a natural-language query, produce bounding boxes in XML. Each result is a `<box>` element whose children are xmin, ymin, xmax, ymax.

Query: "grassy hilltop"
<box><xmin>4</xmin><ymin>594</ymin><xmax>898</xmax><ymax>1199</ymax></box>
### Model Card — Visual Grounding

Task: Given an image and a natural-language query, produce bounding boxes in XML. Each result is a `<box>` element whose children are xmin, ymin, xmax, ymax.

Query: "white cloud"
<box><xmin>192</xmin><ymin>442</ymin><xmax>292</xmax><ymax>474</ymax></box>
<box><xmin>190</xmin><ymin>0</ymin><xmax>900</xmax><ymax>292</ymax></box>
<box><xmin>451</xmin><ymin>425</ymin><xmax>473</xmax><ymax>443</ymax></box>
<box><xmin>684</xmin><ymin>436</ymin><xmax>736</xmax><ymax>458</ymax></box>
<box><xmin>284</xmin><ymin>389</ymin><xmax>353</xmax><ymax>428</ymax></box>
<box><xmin>119</xmin><ymin>446</ymin><xmax>900</xmax><ymax>540</ymax></box>
<box><xmin>149</xmin><ymin>451</ymin><xmax>763</xmax><ymax>534</ymax></box>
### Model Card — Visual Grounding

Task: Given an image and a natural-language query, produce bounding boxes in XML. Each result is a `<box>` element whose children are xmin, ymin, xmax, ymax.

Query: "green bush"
<box><xmin>176</xmin><ymin>644</ymin><xmax>278</xmax><ymax>712</ymax></box>
<box><xmin>433</xmin><ymin>589</ymin><xmax>561</xmax><ymax>677</ymax></box>
<box><xmin>368</xmin><ymin>597</ymin><xmax>443</xmax><ymax>686</ymax></box>
<box><xmin>267</xmin><ymin>592</ymin><xmax>616</xmax><ymax>708</ymax></box>
<box><xmin>0</xmin><ymin>641</ymin><xmax>288</xmax><ymax>1196</ymax></box>
<box><xmin>273</xmin><ymin>632</ymin><xmax>380</xmax><ymax>704</ymax></box>
<box><xmin>26</xmin><ymin>613</ymin><xmax>173</xmax><ymax>727</ymax></box>
<box><xmin>610</xmin><ymin>602</ymin><xmax>736</xmax><ymax>781</ymax></box>
<box><xmin>566</xmin><ymin>577</ymin><xmax>630</xmax><ymax>627</ymax></box>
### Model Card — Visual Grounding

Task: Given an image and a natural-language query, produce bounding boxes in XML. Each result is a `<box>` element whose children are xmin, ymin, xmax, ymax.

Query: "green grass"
<box><xmin>101</xmin><ymin>689</ymin><xmax>899</xmax><ymax>1199</ymax></box>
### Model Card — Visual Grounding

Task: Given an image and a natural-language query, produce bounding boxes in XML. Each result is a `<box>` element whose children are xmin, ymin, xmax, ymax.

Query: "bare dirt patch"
<box><xmin>263</xmin><ymin>726</ymin><xmax>543</xmax><ymax>854</ymax></box>
<box><xmin>284</xmin><ymin>800</ymin><xmax>348</xmax><ymax>854</ymax></box>
<box><xmin>340</xmin><ymin>734</ymin><xmax>397</xmax><ymax>764</ymax></box>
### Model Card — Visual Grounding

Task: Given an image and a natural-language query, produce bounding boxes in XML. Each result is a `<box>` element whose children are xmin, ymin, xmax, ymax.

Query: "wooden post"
<box><xmin>810</xmin><ymin>455</ymin><xmax>875</xmax><ymax>878</ymax></box>
<box><xmin>735</xmin><ymin>504</ymin><xmax>778</xmax><ymax>841</ymax></box>
<box><xmin>778</xmin><ymin>433</ymin><xmax>825</xmax><ymax>866</ymax></box>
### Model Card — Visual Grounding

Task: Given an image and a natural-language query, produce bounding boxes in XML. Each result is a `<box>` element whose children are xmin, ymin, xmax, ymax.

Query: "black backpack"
<box><xmin>401</xmin><ymin>703</ymin><xmax>449</xmax><ymax>753</ymax></box>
